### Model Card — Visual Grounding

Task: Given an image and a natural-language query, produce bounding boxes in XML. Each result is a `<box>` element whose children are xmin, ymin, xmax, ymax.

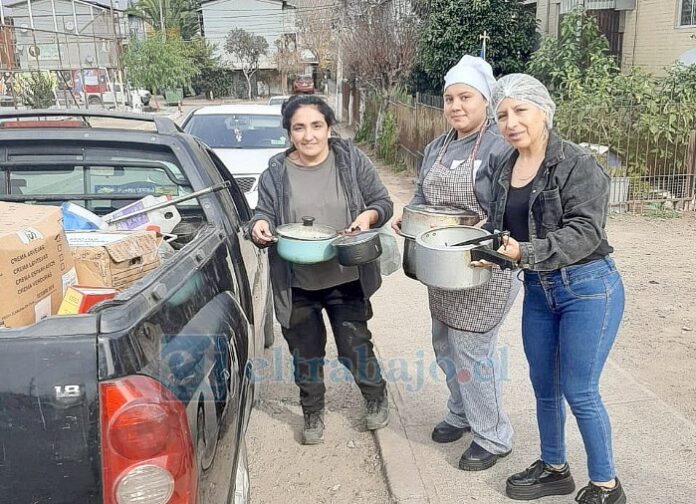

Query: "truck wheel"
<box><xmin>88</xmin><ymin>96</ymin><xmax>102</xmax><ymax>106</ymax></box>
<box><xmin>263</xmin><ymin>303</ymin><xmax>275</xmax><ymax>349</ymax></box>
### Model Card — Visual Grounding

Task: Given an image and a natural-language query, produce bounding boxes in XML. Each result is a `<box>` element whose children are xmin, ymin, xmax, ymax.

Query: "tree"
<box><xmin>527</xmin><ymin>7</ymin><xmax>618</xmax><ymax>99</ymax></box>
<box><xmin>274</xmin><ymin>34</ymin><xmax>304</xmax><ymax>94</ymax></box>
<box><xmin>297</xmin><ymin>0</ymin><xmax>336</xmax><ymax>74</ymax></box>
<box><xmin>128</xmin><ymin>0</ymin><xmax>199</xmax><ymax>40</ymax></box>
<box><xmin>15</xmin><ymin>71</ymin><xmax>56</xmax><ymax>109</ymax></box>
<box><xmin>225</xmin><ymin>28</ymin><xmax>269</xmax><ymax>100</ymax></box>
<box><xmin>123</xmin><ymin>34</ymin><xmax>199</xmax><ymax>108</ymax></box>
<box><xmin>413</xmin><ymin>0</ymin><xmax>537</xmax><ymax>93</ymax></box>
<box><xmin>343</xmin><ymin>1</ymin><xmax>419</xmax><ymax>141</ymax></box>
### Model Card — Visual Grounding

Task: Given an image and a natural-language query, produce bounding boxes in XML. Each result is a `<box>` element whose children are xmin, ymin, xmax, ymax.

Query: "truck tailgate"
<box><xmin>0</xmin><ymin>318</ymin><xmax>101</xmax><ymax>504</ymax></box>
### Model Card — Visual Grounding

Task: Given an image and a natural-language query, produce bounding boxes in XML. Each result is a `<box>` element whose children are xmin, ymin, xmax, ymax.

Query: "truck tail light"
<box><xmin>100</xmin><ymin>375</ymin><xmax>198</xmax><ymax>504</ymax></box>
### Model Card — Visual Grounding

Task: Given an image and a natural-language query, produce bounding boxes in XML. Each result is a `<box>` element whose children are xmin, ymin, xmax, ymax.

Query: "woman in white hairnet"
<box><xmin>392</xmin><ymin>56</ymin><xmax>519</xmax><ymax>471</ymax></box>
<box><xmin>477</xmin><ymin>74</ymin><xmax>626</xmax><ymax>504</ymax></box>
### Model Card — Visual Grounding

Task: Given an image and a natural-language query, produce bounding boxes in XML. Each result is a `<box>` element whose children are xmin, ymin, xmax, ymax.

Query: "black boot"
<box><xmin>431</xmin><ymin>420</ymin><xmax>470</xmax><ymax>443</ymax></box>
<box><xmin>575</xmin><ymin>478</ymin><xmax>626</xmax><ymax>504</ymax></box>
<box><xmin>365</xmin><ymin>390</ymin><xmax>389</xmax><ymax>431</ymax></box>
<box><xmin>506</xmin><ymin>459</ymin><xmax>576</xmax><ymax>500</ymax></box>
<box><xmin>302</xmin><ymin>410</ymin><xmax>325</xmax><ymax>445</ymax></box>
<box><xmin>458</xmin><ymin>441</ymin><xmax>511</xmax><ymax>471</ymax></box>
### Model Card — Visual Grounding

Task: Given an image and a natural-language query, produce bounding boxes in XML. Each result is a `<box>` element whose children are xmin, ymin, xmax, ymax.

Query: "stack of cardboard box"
<box><xmin>1</xmin><ymin>202</ymin><xmax>162</xmax><ymax>328</ymax></box>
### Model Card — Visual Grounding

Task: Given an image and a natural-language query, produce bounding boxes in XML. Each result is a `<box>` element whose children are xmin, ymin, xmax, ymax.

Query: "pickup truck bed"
<box><xmin>0</xmin><ymin>111</ymin><xmax>271</xmax><ymax>504</ymax></box>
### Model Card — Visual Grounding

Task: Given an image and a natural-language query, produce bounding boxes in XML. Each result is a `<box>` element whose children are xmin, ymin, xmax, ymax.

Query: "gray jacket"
<box><xmin>250</xmin><ymin>138</ymin><xmax>394</xmax><ymax>328</ymax></box>
<box><xmin>483</xmin><ymin>131</ymin><xmax>611</xmax><ymax>271</ymax></box>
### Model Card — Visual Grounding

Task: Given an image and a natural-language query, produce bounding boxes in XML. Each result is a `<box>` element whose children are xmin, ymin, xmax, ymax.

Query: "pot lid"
<box><xmin>333</xmin><ymin>230</ymin><xmax>379</xmax><ymax>247</ymax></box>
<box><xmin>276</xmin><ymin>216</ymin><xmax>338</xmax><ymax>241</ymax></box>
<box><xmin>406</xmin><ymin>204</ymin><xmax>478</xmax><ymax>217</ymax></box>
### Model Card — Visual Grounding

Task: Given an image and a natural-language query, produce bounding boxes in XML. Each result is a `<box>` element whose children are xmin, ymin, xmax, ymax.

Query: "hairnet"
<box><xmin>490</xmin><ymin>74</ymin><xmax>556</xmax><ymax>129</ymax></box>
<box><xmin>443</xmin><ymin>55</ymin><xmax>497</xmax><ymax>102</ymax></box>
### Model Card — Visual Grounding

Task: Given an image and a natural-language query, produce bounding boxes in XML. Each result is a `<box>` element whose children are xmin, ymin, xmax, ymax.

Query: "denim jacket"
<box><xmin>481</xmin><ymin>131</ymin><xmax>611</xmax><ymax>272</ymax></box>
<box><xmin>249</xmin><ymin>138</ymin><xmax>394</xmax><ymax>327</ymax></box>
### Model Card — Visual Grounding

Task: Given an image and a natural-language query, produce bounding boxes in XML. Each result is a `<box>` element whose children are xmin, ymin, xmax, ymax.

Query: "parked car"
<box><xmin>82</xmin><ymin>83</ymin><xmax>151</xmax><ymax>108</ymax></box>
<box><xmin>0</xmin><ymin>109</ymin><xmax>274</xmax><ymax>504</ymax></box>
<box><xmin>292</xmin><ymin>75</ymin><xmax>315</xmax><ymax>94</ymax></box>
<box><xmin>182</xmin><ymin>104</ymin><xmax>291</xmax><ymax>209</ymax></box>
<box><xmin>267</xmin><ymin>95</ymin><xmax>290</xmax><ymax>107</ymax></box>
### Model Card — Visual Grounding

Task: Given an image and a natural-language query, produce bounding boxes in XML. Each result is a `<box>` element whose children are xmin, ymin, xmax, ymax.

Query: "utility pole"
<box><xmin>335</xmin><ymin>0</ymin><xmax>346</xmax><ymax>122</ymax></box>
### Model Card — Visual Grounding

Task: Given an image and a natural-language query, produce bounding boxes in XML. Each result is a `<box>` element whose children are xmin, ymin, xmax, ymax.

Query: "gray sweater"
<box><xmin>250</xmin><ymin>138</ymin><xmax>394</xmax><ymax>328</ymax></box>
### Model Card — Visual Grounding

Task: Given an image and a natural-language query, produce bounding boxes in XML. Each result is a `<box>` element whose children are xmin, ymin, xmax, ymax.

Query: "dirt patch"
<box><xmin>379</xmin><ymin>163</ymin><xmax>696</xmax><ymax>424</ymax></box>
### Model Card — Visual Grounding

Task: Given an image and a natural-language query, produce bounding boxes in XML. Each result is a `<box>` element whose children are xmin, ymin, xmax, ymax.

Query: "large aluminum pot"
<box><xmin>415</xmin><ymin>226</ymin><xmax>516</xmax><ymax>290</ymax></box>
<box><xmin>401</xmin><ymin>204</ymin><xmax>479</xmax><ymax>238</ymax></box>
<box><xmin>275</xmin><ymin>216</ymin><xmax>338</xmax><ymax>264</ymax></box>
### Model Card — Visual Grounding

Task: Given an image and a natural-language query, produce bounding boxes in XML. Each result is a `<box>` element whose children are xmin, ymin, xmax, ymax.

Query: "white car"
<box><xmin>182</xmin><ymin>104</ymin><xmax>290</xmax><ymax>208</ymax></box>
<box><xmin>267</xmin><ymin>95</ymin><xmax>290</xmax><ymax>107</ymax></box>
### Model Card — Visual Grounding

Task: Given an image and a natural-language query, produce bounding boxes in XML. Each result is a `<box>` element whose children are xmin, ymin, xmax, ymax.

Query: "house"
<box><xmin>530</xmin><ymin>0</ymin><xmax>696</xmax><ymax>74</ymax></box>
<box><xmin>4</xmin><ymin>0</ymin><xmax>142</xmax><ymax>72</ymax></box>
<box><xmin>199</xmin><ymin>0</ymin><xmax>298</xmax><ymax>70</ymax></box>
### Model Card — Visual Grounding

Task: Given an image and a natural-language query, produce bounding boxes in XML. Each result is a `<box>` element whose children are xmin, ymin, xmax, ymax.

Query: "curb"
<box><xmin>372</xmin><ymin>368</ymin><xmax>431</xmax><ymax>503</ymax></box>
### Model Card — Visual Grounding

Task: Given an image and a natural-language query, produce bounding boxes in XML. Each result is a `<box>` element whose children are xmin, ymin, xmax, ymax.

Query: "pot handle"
<box><xmin>470</xmin><ymin>247</ymin><xmax>517</xmax><ymax>271</ymax></box>
<box><xmin>301</xmin><ymin>216</ymin><xmax>315</xmax><ymax>227</ymax></box>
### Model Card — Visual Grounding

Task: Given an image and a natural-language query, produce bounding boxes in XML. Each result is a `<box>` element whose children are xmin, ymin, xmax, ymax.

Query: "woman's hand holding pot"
<box><xmin>252</xmin><ymin>220</ymin><xmax>275</xmax><ymax>245</ymax></box>
<box><xmin>470</xmin><ymin>234</ymin><xmax>522</xmax><ymax>268</ymax></box>
<box><xmin>391</xmin><ymin>215</ymin><xmax>403</xmax><ymax>233</ymax></box>
<box><xmin>348</xmin><ymin>209</ymin><xmax>378</xmax><ymax>233</ymax></box>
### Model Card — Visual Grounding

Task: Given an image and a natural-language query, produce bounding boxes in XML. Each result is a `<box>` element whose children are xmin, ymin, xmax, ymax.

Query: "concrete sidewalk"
<box><xmin>367</xmin><ymin>173</ymin><xmax>695</xmax><ymax>504</ymax></box>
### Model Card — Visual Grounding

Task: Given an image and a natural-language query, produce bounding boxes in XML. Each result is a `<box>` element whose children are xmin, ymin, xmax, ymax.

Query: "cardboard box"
<box><xmin>67</xmin><ymin>230</ymin><xmax>160</xmax><ymax>289</ymax></box>
<box><xmin>58</xmin><ymin>285</ymin><xmax>119</xmax><ymax>315</ymax></box>
<box><xmin>0</xmin><ymin>202</ymin><xmax>77</xmax><ymax>328</ymax></box>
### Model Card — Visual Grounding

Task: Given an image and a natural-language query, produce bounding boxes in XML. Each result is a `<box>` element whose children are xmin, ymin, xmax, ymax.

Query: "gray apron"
<box><xmin>422</xmin><ymin>128</ymin><xmax>512</xmax><ymax>332</ymax></box>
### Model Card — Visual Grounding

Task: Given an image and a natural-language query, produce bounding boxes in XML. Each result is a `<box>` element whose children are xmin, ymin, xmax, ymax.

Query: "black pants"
<box><xmin>281</xmin><ymin>280</ymin><xmax>386</xmax><ymax>413</ymax></box>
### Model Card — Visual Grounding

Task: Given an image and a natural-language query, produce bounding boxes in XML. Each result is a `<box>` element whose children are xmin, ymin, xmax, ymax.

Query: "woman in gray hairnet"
<box><xmin>392</xmin><ymin>56</ymin><xmax>519</xmax><ymax>471</ymax></box>
<box><xmin>476</xmin><ymin>74</ymin><xmax>626</xmax><ymax>504</ymax></box>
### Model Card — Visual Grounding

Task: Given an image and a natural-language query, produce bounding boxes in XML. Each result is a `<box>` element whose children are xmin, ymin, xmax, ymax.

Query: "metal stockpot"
<box><xmin>415</xmin><ymin>226</ymin><xmax>516</xmax><ymax>290</ymax></box>
<box><xmin>401</xmin><ymin>204</ymin><xmax>479</xmax><ymax>238</ymax></box>
<box><xmin>333</xmin><ymin>230</ymin><xmax>382</xmax><ymax>266</ymax></box>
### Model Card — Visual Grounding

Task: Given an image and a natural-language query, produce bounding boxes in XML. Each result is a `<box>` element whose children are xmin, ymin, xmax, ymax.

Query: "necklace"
<box><xmin>512</xmin><ymin>170</ymin><xmax>538</xmax><ymax>182</ymax></box>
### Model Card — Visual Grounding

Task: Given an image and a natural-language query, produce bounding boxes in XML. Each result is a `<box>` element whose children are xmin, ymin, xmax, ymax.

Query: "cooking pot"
<box><xmin>401</xmin><ymin>204</ymin><xmax>480</xmax><ymax>238</ymax></box>
<box><xmin>415</xmin><ymin>226</ymin><xmax>516</xmax><ymax>290</ymax></box>
<box><xmin>396</xmin><ymin>229</ymin><xmax>418</xmax><ymax>280</ymax></box>
<box><xmin>333</xmin><ymin>230</ymin><xmax>382</xmax><ymax>266</ymax></box>
<box><xmin>274</xmin><ymin>216</ymin><xmax>338</xmax><ymax>264</ymax></box>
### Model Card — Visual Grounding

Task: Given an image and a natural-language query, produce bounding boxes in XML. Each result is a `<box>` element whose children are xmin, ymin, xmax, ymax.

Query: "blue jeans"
<box><xmin>522</xmin><ymin>257</ymin><xmax>624</xmax><ymax>482</ymax></box>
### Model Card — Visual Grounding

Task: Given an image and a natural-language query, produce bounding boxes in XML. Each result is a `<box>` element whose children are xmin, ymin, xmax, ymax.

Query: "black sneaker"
<box><xmin>302</xmin><ymin>410</ymin><xmax>325</xmax><ymax>445</ymax></box>
<box><xmin>431</xmin><ymin>420</ymin><xmax>470</xmax><ymax>443</ymax></box>
<box><xmin>506</xmin><ymin>459</ymin><xmax>576</xmax><ymax>500</ymax></box>
<box><xmin>575</xmin><ymin>478</ymin><xmax>626</xmax><ymax>504</ymax></box>
<box><xmin>458</xmin><ymin>441</ymin><xmax>511</xmax><ymax>471</ymax></box>
<box><xmin>365</xmin><ymin>391</ymin><xmax>389</xmax><ymax>431</ymax></box>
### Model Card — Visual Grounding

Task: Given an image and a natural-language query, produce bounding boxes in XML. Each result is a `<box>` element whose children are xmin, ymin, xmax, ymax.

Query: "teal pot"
<box><xmin>275</xmin><ymin>216</ymin><xmax>338</xmax><ymax>264</ymax></box>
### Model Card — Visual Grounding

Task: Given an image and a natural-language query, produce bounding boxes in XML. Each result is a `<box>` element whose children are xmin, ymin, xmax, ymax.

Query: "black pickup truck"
<box><xmin>0</xmin><ymin>110</ymin><xmax>274</xmax><ymax>504</ymax></box>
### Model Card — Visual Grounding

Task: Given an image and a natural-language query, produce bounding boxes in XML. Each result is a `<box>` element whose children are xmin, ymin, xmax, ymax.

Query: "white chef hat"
<box><xmin>443</xmin><ymin>55</ymin><xmax>497</xmax><ymax>102</ymax></box>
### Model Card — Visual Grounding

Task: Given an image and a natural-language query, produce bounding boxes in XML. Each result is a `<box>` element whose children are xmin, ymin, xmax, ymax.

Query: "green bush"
<box><xmin>16</xmin><ymin>72</ymin><xmax>56</xmax><ymax>109</ymax></box>
<box><xmin>530</xmin><ymin>8</ymin><xmax>696</xmax><ymax>200</ymax></box>
<box><xmin>377</xmin><ymin>110</ymin><xmax>398</xmax><ymax>164</ymax></box>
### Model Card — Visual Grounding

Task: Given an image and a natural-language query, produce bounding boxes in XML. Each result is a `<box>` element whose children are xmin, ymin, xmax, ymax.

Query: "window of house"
<box><xmin>681</xmin><ymin>0</ymin><xmax>696</xmax><ymax>26</ymax></box>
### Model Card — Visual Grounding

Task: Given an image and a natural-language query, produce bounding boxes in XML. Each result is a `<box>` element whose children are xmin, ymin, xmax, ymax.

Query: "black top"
<box><xmin>503</xmin><ymin>181</ymin><xmax>533</xmax><ymax>243</ymax></box>
<box><xmin>503</xmin><ymin>181</ymin><xmax>613</xmax><ymax>266</ymax></box>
